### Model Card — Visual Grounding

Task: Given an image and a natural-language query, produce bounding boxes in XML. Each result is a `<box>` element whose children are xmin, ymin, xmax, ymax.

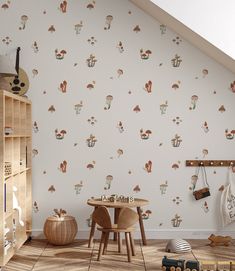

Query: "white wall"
<box><xmin>0</xmin><ymin>0</ymin><xmax>235</xmax><ymax>239</ymax></box>
<box><xmin>151</xmin><ymin>0</ymin><xmax>235</xmax><ymax>60</ymax></box>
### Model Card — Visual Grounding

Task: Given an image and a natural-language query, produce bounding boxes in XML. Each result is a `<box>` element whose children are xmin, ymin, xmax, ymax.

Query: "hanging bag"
<box><xmin>220</xmin><ymin>167</ymin><xmax>235</xmax><ymax>227</ymax></box>
<box><xmin>193</xmin><ymin>165</ymin><xmax>210</xmax><ymax>200</ymax></box>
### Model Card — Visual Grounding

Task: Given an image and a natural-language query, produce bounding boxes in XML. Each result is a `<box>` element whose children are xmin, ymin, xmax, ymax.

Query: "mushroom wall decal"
<box><xmin>133</xmin><ymin>105</ymin><xmax>141</xmax><ymax>113</ymax></box>
<box><xmin>144</xmin><ymin>80</ymin><xmax>152</xmax><ymax>93</ymax></box>
<box><xmin>59</xmin><ymin>0</ymin><xmax>67</xmax><ymax>13</ymax></box>
<box><xmin>55</xmin><ymin>129</ymin><xmax>67</xmax><ymax>140</ymax></box>
<box><xmin>190</xmin><ymin>95</ymin><xmax>199</xmax><ymax>110</ymax></box>
<box><xmin>104</xmin><ymin>175</ymin><xmax>113</xmax><ymax>190</ymax></box>
<box><xmin>55</xmin><ymin>49</ymin><xmax>67</xmax><ymax>60</ymax></box>
<box><xmin>116</xmin><ymin>41</ymin><xmax>124</xmax><ymax>53</ymax></box>
<box><xmin>230</xmin><ymin>80</ymin><xmax>235</xmax><ymax>93</ymax></box>
<box><xmin>104</xmin><ymin>95</ymin><xmax>113</xmax><ymax>110</ymax></box>
<box><xmin>19</xmin><ymin>15</ymin><xmax>28</xmax><ymax>30</ymax></box>
<box><xmin>133</xmin><ymin>185</ymin><xmax>140</xmax><ymax>193</ymax></box>
<box><xmin>48</xmin><ymin>25</ymin><xmax>56</xmax><ymax>33</ymax></box>
<box><xmin>1</xmin><ymin>3</ymin><xmax>9</xmax><ymax>10</ymax></box>
<box><xmin>133</xmin><ymin>25</ymin><xmax>141</xmax><ymax>33</ymax></box>
<box><xmin>48</xmin><ymin>185</ymin><xmax>56</xmax><ymax>193</ymax></box>
<box><xmin>86</xmin><ymin>54</ymin><xmax>97</xmax><ymax>67</ymax></box>
<box><xmin>140</xmin><ymin>48</ymin><xmax>152</xmax><ymax>60</ymax></box>
<box><xmin>48</xmin><ymin>105</ymin><xmax>56</xmax><ymax>113</ymax></box>
<box><xmin>87</xmin><ymin>1</ymin><xmax>95</xmax><ymax>10</ymax></box>
<box><xmin>104</xmin><ymin>15</ymin><xmax>113</xmax><ymax>30</ymax></box>
<box><xmin>144</xmin><ymin>160</ymin><xmax>152</xmax><ymax>173</ymax></box>
<box><xmin>218</xmin><ymin>105</ymin><xmax>226</xmax><ymax>113</ymax></box>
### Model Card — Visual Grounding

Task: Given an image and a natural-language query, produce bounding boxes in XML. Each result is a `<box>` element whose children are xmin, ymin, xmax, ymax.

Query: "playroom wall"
<box><xmin>0</xmin><ymin>0</ymin><xmax>235</xmax><ymax>238</ymax></box>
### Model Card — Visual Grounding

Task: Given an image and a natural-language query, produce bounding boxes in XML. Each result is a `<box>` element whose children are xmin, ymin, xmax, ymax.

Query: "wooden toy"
<box><xmin>208</xmin><ymin>234</ymin><xmax>232</xmax><ymax>247</ymax></box>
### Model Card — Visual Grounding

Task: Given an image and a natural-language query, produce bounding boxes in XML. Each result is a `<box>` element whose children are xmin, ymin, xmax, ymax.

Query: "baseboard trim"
<box><xmin>31</xmin><ymin>229</ymin><xmax>235</xmax><ymax>239</ymax></box>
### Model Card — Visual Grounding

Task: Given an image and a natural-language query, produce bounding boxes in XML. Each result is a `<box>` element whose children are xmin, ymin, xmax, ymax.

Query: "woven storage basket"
<box><xmin>43</xmin><ymin>215</ymin><xmax>78</xmax><ymax>245</ymax></box>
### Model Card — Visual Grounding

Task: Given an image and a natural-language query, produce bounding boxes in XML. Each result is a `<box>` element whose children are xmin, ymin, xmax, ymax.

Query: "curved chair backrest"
<box><xmin>117</xmin><ymin>208</ymin><xmax>139</xmax><ymax>229</ymax></box>
<box><xmin>92</xmin><ymin>206</ymin><xmax>112</xmax><ymax>229</ymax></box>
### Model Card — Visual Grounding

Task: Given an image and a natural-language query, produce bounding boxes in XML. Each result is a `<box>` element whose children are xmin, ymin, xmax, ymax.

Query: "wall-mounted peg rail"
<box><xmin>185</xmin><ymin>160</ymin><xmax>235</xmax><ymax>167</ymax></box>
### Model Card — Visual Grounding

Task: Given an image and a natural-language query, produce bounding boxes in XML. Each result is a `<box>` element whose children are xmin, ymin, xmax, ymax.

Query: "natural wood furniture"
<box><xmin>208</xmin><ymin>234</ymin><xmax>232</xmax><ymax>247</ymax></box>
<box><xmin>92</xmin><ymin>206</ymin><xmax>139</xmax><ymax>262</ymax></box>
<box><xmin>87</xmin><ymin>198</ymin><xmax>149</xmax><ymax>247</ymax></box>
<box><xmin>44</xmin><ymin>215</ymin><xmax>78</xmax><ymax>245</ymax></box>
<box><xmin>0</xmin><ymin>90</ymin><xmax>32</xmax><ymax>267</ymax></box>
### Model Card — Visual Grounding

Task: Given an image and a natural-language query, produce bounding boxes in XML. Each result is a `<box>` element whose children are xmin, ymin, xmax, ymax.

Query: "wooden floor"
<box><xmin>2</xmin><ymin>239</ymin><xmax>235</xmax><ymax>270</ymax></box>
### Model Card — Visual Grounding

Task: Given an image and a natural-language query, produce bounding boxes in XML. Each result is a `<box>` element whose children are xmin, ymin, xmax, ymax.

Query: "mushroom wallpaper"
<box><xmin>0</xmin><ymin>0</ymin><xmax>235</xmax><ymax>238</ymax></box>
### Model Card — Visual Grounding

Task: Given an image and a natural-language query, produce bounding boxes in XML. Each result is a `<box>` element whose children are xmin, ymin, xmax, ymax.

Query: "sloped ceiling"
<box><xmin>130</xmin><ymin>0</ymin><xmax>235</xmax><ymax>74</ymax></box>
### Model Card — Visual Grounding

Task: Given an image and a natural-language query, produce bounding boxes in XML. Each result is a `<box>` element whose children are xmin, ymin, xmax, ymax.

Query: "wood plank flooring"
<box><xmin>2</xmin><ymin>239</ymin><xmax>235</xmax><ymax>270</ymax></box>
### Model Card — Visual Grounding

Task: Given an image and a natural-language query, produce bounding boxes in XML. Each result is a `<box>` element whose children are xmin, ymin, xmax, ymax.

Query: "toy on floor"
<box><xmin>208</xmin><ymin>234</ymin><xmax>232</xmax><ymax>247</ymax></box>
<box><xmin>162</xmin><ymin>256</ymin><xmax>235</xmax><ymax>271</ymax></box>
<box><xmin>165</xmin><ymin>239</ymin><xmax>191</xmax><ymax>253</ymax></box>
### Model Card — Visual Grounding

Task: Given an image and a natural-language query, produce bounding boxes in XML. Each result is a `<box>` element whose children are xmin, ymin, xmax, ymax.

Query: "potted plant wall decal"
<box><xmin>225</xmin><ymin>129</ymin><xmax>235</xmax><ymax>140</ymax></box>
<box><xmin>74</xmin><ymin>181</ymin><xmax>83</xmax><ymax>195</ymax></box>
<box><xmin>160</xmin><ymin>181</ymin><xmax>168</xmax><ymax>195</ymax></box>
<box><xmin>74</xmin><ymin>101</ymin><xmax>83</xmax><ymax>114</ymax></box>
<box><xmin>74</xmin><ymin>21</ymin><xmax>83</xmax><ymax>34</ymax></box>
<box><xmin>86</xmin><ymin>54</ymin><xmax>97</xmax><ymax>67</ymax></box>
<box><xmin>160</xmin><ymin>24</ymin><xmax>166</xmax><ymax>35</ymax></box>
<box><xmin>86</xmin><ymin>134</ymin><xmax>97</xmax><ymax>147</ymax></box>
<box><xmin>171</xmin><ymin>214</ymin><xmax>182</xmax><ymax>227</ymax></box>
<box><xmin>171</xmin><ymin>134</ymin><xmax>182</xmax><ymax>147</ymax></box>
<box><xmin>55</xmin><ymin>129</ymin><xmax>67</xmax><ymax>140</ymax></box>
<box><xmin>160</xmin><ymin>101</ymin><xmax>168</xmax><ymax>115</ymax></box>
<box><xmin>171</xmin><ymin>54</ymin><xmax>182</xmax><ymax>67</ymax></box>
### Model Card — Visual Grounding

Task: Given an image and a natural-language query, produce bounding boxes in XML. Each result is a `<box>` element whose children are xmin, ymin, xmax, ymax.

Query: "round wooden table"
<box><xmin>87</xmin><ymin>198</ymin><xmax>149</xmax><ymax>247</ymax></box>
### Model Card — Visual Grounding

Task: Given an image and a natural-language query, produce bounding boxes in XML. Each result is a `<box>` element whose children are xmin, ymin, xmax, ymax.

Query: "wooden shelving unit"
<box><xmin>0</xmin><ymin>90</ymin><xmax>32</xmax><ymax>267</ymax></box>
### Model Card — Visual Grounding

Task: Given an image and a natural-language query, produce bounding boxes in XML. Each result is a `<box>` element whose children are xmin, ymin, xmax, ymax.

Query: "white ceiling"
<box><xmin>150</xmin><ymin>0</ymin><xmax>235</xmax><ymax>60</ymax></box>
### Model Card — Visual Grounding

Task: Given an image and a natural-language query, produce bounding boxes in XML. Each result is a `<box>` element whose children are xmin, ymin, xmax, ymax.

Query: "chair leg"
<box><xmin>118</xmin><ymin>232</ymin><xmax>122</xmax><ymax>253</ymax></box>
<box><xmin>102</xmin><ymin>232</ymin><xmax>109</xmax><ymax>255</ymax></box>
<box><xmin>125</xmin><ymin>232</ymin><xmax>131</xmax><ymax>262</ymax></box>
<box><xmin>97</xmin><ymin>232</ymin><xmax>105</xmax><ymax>261</ymax></box>
<box><xmin>129</xmin><ymin>232</ymin><xmax>136</xmax><ymax>256</ymax></box>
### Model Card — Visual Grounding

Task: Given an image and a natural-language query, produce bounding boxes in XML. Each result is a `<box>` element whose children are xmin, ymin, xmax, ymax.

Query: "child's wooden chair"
<box><xmin>92</xmin><ymin>206</ymin><xmax>139</xmax><ymax>262</ymax></box>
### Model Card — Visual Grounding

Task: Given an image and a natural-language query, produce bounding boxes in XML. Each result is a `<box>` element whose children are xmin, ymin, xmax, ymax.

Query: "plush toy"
<box><xmin>208</xmin><ymin>234</ymin><xmax>232</xmax><ymax>247</ymax></box>
<box><xmin>13</xmin><ymin>186</ymin><xmax>24</xmax><ymax>226</ymax></box>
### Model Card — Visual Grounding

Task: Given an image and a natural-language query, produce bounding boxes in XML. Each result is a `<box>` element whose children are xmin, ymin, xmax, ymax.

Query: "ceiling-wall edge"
<box><xmin>130</xmin><ymin>0</ymin><xmax>235</xmax><ymax>74</ymax></box>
